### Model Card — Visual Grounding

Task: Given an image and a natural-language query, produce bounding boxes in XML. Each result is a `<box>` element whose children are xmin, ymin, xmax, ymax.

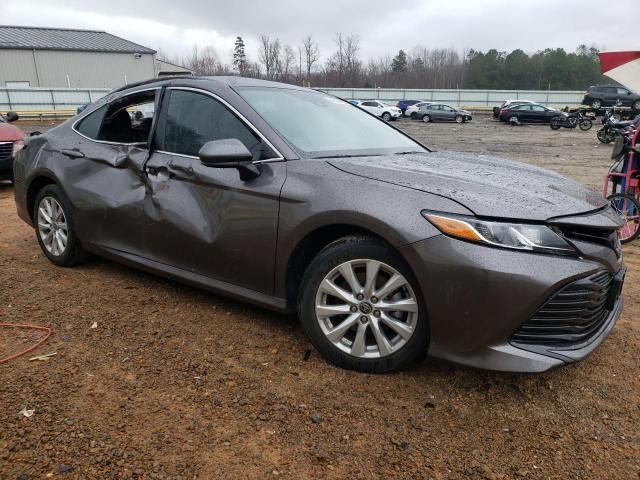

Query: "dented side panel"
<box><xmin>143</xmin><ymin>153</ymin><xmax>285</xmax><ymax>294</ymax></box>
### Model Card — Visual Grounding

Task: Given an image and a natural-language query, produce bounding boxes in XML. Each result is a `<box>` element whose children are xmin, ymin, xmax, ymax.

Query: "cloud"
<box><xmin>1</xmin><ymin>0</ymin><xmax>638</xmax><ymax>64</ymax></box>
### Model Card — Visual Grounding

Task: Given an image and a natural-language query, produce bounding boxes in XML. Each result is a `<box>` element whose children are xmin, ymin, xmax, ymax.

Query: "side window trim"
<box><xmin>154</xmin><ymin>86</ymin><xmax>285</xmax><ymax>164</ymax></box>
<box><xmin>72</xmin><ymin>87</ymin><xmax>160</xmax><ymax>147</ymax></box>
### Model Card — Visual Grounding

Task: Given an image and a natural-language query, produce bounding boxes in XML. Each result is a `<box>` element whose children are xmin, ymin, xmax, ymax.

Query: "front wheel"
<box><xmin>591</xmin><ymin>99</ymin><xmax>603</xmax><ymax>109</ymax></box>
<box><xmin>608</xmin><ymin>193</ymin><xmax>640</xmax><ymax>243</ymax></box>
<box><xmin>509</xmin><ymin>116</ymin><xmax>520</xmax><ymax>126</ymax></box>
<box><xmin>578</xmin><ymin>119</ymin><xmax>593</xmax><ymax>131</ymax></box>
<box><xmin>34</xmin><ymin>185</ymin><xmax>89</xmax><ymax>266</ymax></box>
<box><xmin>382</xmin><ymin>112</ymin><xmax>391</xmax><ymax>122</ymax></box>
<box><xmin>597</xmin><ymin>128</ymin><xmax>614</xmax><ymax>144</ymax></box>
<box><xmin>421</xmin><ymin>114</ymin><xmax>431</xmax><ymax>123</ymax></box>
<box><xmin>298</xmin><ymin>236</ymin><xmax>428</xmax><ymax>373</ymax></box>
<box><xmin>455</xmin><ymin>115</ymin><xmax>463</xmax><ymax>123</ymax></box>
<box><xmin>632</xmin><ymin>100</ymin><xmax>640</xmax><ymax>111</ymax></box>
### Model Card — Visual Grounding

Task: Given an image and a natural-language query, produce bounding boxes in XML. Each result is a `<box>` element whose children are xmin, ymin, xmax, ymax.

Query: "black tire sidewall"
<box><xmin>298</xmin><ymin>237</ymin><xmax>429</xmax><ymax>373</ymax></box>
<box><xmin>34</xmin><ymin>184</ymin><xmax>83</xmax><ymax>266</ymax></box>
<box><xmin>607</xmin><ymin>193</ymin><xmax>640</xmax><ymax>243</ymax></box>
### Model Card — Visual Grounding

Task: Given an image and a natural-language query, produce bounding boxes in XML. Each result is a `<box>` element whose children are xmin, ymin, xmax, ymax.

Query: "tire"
<box><xmin>591</xmin><ymin>99</ymin><xmax>602</xmax><ymax>109</ymax></box>
<box><xmin>382</xmin><ymin>112</ymin><xmax>391</xmax><ymax>122</ymax></box>
<box><xmin>410</xmin><ymin>112</ymin><xmax>418</xmax><ymax>120</ymax></box>
<box><xmin>578</xmin><ymin>119</ymin><xmax>593</xmax><ymax>131</ymax></box>
<box><xmin>632</xmin><ymin>100</ymin><xmax>640</xmax><ymax>111</ymax></box>
<box><xmin>509</xmin><ymin>116</ymin><xmax>520</xmax><ymax>126</ymax></box>
<box><xmin>421</xmin><ymin>114</ymin><xmax>431</xmax><ymax>123</ymax></box>
<box><xmin>550</xmin><ymin>117</ymin><xmax>563</xmax><ymax>130</ymax></box>
<box><xmin>455</xmin><ymin>114</ymin><xmax>463</xmax><ymax>123</ymax></box>
<box><xmin>34</xmin><ymin>184</ymin><xmax>89</xmax><ymax>267</ymax></box>
<box><xmin>607</xmin><ymin>193</ymin><xmax>640</xmax><ymax>243</ymax></box>
<box><xmin>597</xmin><ymin>128</ymin><xmax>613</xmax><ymax>144</ymax></box>
<box><xmin>298</xmin><ymin>236</ymin><xmax>428</xmax><ymax>373</ymax></box>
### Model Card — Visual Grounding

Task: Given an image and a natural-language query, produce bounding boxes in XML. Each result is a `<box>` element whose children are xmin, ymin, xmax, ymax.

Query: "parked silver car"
<box><xmin>415</xmin><ymin>103</ymin><xmax>472</xmax><ymax>123</ymax></box>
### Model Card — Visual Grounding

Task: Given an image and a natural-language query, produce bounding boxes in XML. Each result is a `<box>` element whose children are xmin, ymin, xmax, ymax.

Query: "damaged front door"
<box><xmin>68</xmin><ymin>89</ymin><xmax>159</xmax><ymax>256</ymax></box>
<box><xmin>142</xmin><ymin>87</ymin><xmax>286</xmax><ymax>295</ymax></box>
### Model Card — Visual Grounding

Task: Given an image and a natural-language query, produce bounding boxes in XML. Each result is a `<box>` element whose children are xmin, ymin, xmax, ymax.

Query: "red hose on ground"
<box><xmin>0</xmin><ymin>323</ymin><xmax>52</xmax><ymax>364</ymax></box>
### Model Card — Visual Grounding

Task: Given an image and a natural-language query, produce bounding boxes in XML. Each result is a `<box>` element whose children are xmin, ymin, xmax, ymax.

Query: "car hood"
<box><xmin>328</xmin><ymin>152</ymin><xmax>608</xmax><ymax>221</ymax></box>
<box><xmin>0</xmin><ymin>122</ymin><xmax>25</xmax><ymax>142</ymax></box>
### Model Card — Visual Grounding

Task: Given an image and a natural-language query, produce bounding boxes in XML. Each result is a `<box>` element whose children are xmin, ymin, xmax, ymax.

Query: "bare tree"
<box><xmin>325</xmin><ymin>33</ymin><xmax>361</xmax><ymax>87</ymax></box>
<box><xmin>301</xmin><ymin>36</ymin><xmax>320</xmax><ymax>86</ymax></box>
<box><xmin>258</xmin><ymin>35</ymin><xmax>282</xmax><ymax>80</ymax></box>
<box><xmin>279</xmin><ymin>45</ymin><xmax>297</xmax><ymax>83</ymax></box>
<box><xmin>184</xmin><ymin>45</ymin><xmax>220</xmax><ymax>76</ymax></box>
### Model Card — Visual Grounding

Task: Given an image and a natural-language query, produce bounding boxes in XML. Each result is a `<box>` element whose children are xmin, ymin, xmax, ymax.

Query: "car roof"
<box><xmin>111</xmin><ymin>75</ymin><xmax>310</xmax><ymax>95</ymax></box>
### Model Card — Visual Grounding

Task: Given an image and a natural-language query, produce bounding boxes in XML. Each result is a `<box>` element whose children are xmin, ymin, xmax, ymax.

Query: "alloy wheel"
<box><xmin>314</xmin><ymin>259</ymin><xmax>418</xmax><ymax>359</ymax></box>
<box><xmin>37</xmin><ymin>196</ymin><xmax>68</xmax><ymax>256</ymax></box>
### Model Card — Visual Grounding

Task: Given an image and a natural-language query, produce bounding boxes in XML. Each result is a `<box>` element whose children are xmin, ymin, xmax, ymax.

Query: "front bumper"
<box><xmin>400</xmin><ymin>235</ymin><xmax>624</xmax><ymax>372</ymax></box>
<box><xmin>0</xmin><ymin>154</ymin><xmax>13</xmax><ymax>176</ymax></box>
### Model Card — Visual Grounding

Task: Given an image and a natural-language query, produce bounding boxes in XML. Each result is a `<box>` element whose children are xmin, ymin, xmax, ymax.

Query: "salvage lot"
<box><xmin>1</xmin><ymin>115</ymin><xmax>639</xmax><ymax>479</ymax></box>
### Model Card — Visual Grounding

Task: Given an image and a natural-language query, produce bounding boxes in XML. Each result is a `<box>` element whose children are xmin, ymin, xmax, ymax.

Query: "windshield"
<box><xmin>237</xmin><ymin>87</ymin><xmax>425</xmax><ymax>158</ymax></box>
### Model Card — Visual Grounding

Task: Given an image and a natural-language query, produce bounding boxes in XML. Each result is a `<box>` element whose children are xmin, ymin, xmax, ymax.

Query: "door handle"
<box><xmin>61</xmin><ymin>148</ymin><xmax>85</xmax><ymax>159</ymax></box>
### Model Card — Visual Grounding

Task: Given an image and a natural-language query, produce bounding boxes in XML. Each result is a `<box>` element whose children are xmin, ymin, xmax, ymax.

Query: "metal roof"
<box><xmin>0</xmin><ymin>25</ymin><xmax>156</xmax><ymax>54</ymax></box>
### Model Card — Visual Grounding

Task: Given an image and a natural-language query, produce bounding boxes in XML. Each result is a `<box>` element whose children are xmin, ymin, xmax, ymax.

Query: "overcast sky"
<box><xmin>2</xmin><ymin>0</ymin><xmax>638</xmax><ymax>63</ymax></box>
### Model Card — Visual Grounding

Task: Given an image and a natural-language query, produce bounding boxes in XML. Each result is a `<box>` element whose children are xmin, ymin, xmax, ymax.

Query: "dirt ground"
<box><xmin>1</xmin><ymin>115</ymin><xmax>639</xmax><ymax>480</ymax></box>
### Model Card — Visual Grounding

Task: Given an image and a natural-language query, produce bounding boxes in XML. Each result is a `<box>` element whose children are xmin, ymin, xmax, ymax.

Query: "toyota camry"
<box><xmin>13</xmin><ymin>77</ymin><xmax>626</xmax><ymax>373</ymax></box>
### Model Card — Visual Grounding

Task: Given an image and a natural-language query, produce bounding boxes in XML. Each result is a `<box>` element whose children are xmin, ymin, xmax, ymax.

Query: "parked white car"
<box><xmin>405</xmin><ymin>101</ymin><xmax>432</xmax><ymax>119</ymax></box>
<box><xmin>358</xmin><ymin>100</ymin><xmax>402</xmax><ymax>121</ymax></box>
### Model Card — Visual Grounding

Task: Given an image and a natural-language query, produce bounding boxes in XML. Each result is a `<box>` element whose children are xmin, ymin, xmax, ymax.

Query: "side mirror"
<box><xmin>5</xmin><ymin>111</ymin><xmax>19</xmax><ymax>123</ymax></box>
<box><xmin>198</xmin><ymin>139</ymin><xmax>260</xmax><ymax>181</ymax></box>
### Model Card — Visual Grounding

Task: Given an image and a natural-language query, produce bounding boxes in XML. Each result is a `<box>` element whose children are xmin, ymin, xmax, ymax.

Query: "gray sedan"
<box><xmin>13</xmin><ymin>77</ymin><xmax>625</xmax><ymax>374</ymax></box>
<box><xmin>415</xmin><ymin>103</ymin><xmax>472</xmax><ymax>123</ymax></box>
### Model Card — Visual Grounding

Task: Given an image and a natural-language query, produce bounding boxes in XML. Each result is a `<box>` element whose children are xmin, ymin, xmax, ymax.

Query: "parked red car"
<box><xmin>0</xmin><ymin>112</ymin><xmax>25</xmax><ymax>182</ymax></box>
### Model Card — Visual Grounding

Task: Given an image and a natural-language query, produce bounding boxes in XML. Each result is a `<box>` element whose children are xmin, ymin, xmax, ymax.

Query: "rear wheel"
<box><xmin>608</xmin><ymin>193</ymin><xmax>640</xmax><ymax>243</ymax></box>
<box><xmin>298</xmin><ymin>236</ymin><xmax>428</xmax><ymax>373</ymax></box>
<box><xmin>422</xmin><ymin>114</ymin><xmax>431</xmax><ymax>123</ymax></box>
<box><xmin>382</xmin><ymin>112</ymin><xmax>391</xmax><ymax>122</ymax></box>
<box><xmin>550</xmin><ymin>117</ymin><xmax>563</xmax><ymax>130</ymax></box>
<box><xmin>578</xmin><ymin>119</ymin><xmax>593</xmax><ymax>131</ymax></box>
<box><xmin>591</xmin><ymin>99</ymin><xmax>603</xmax><ymax>109</ymax></box>
<box><xmin>34</xmin><ymin>185</ymin><xmax>89</xmax><ymax>266</ymax></box>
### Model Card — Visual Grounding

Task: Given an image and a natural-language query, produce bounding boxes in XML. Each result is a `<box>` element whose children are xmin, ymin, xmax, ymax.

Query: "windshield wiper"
<box><xmin>314</xmin><ymin>154</ymin><xmax>382</xmax><ymax>159</ymax></box>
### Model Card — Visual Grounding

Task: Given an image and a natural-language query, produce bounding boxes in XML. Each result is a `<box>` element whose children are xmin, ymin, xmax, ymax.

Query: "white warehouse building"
<box><xmin>0</xmin><ymin>25</ymin><xmax>191</xmax><ymax>88</ymax></box>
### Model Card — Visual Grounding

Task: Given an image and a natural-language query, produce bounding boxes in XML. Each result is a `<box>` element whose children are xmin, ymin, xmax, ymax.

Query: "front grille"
<box><xmin>511</xmin><ymin>271</ymin><xmax>619</xmax><ymax>347</ymax></box>
<box><xmin>558</xmin><ymin>224</ymin><xmax>621</xmax><ymax>258</ymax></box>
<box><xmin>0</xmin><ymin>142</ymin><xmax>13</xmax><ymax>161</ymax></box>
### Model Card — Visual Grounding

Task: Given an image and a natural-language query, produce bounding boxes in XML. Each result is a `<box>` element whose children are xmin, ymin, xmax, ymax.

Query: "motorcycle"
<box><xmin>550</xmin><ymin>111</ymin><xmax>593</xmax><ymax>131</ymax></box>
<box><xmin>597</xmin><ymin>112</ymin><xmax>640</xmax><ymax>144</ymax></box>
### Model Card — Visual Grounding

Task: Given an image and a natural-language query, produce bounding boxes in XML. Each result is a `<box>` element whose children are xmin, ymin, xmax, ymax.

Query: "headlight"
<box><xmin>422</xmin><ymin>212</ymin><xmax>577</xmax><ymax>255</ymax></box>
<box><xmin>13</xmin><ymin>140</ymin><xmax>24</xmax><ymax>157</ymax></box>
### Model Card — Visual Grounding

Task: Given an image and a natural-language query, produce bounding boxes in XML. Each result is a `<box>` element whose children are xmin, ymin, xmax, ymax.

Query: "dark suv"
<box><xmin>582</xmin><ymin>85</ymin><xmax>640</xmax><ymax>110</ymax></box>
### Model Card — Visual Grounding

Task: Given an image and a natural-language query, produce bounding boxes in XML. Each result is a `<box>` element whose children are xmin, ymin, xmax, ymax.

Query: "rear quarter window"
<box><xmin>75</xmin><ymin>105</ymin><xmax>108</xmax><ymax>140</ymax></box>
